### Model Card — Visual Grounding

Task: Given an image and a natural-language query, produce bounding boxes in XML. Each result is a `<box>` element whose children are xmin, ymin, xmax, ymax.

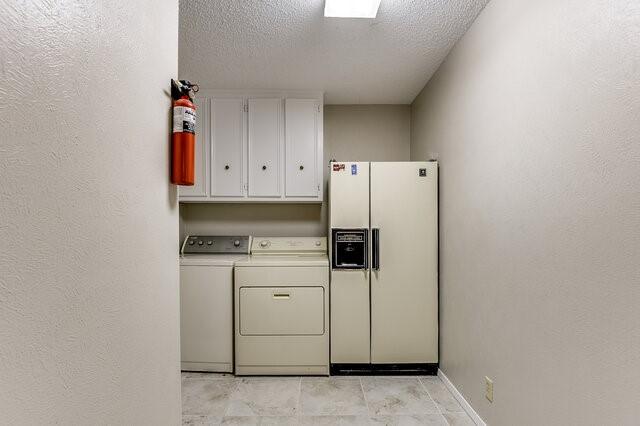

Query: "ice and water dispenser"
<box><xmin>331</xmin><ymin>229</ymin><xmax>368</xmax><ymax>270</ymax></box>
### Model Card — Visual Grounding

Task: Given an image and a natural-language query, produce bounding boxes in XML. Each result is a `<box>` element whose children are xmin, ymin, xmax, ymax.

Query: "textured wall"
<box><xmin>182</xmin><ymin>105</ymin><xmax>410</xmax><ymax>238</ymax></box>
<box><xmin>411</xmin><ymin>1</ymin><xmax>640</xmax><ymax>425</ymax></box>
<box><xmin>0</xmin><ymin>1</ymin><xmax>181</xmax><ymax>425</ymax></box>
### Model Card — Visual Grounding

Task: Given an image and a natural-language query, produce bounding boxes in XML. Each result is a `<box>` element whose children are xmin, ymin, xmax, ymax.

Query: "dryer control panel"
<box><xmin>250</xmin><ymin>237</ymin><xmax>327</xmax><ymax>255</ymax></box>
<box><xmin>182</xmin><ymin>235</ymin><xmax>251</xmax><ymax>255</ymax></box>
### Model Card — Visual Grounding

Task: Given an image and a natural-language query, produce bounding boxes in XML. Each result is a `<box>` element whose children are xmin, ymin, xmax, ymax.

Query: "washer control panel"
<box><xmin>182</xmin><ymin>235</ymin><xmax>251</xmax><ymax>255</ymax></box>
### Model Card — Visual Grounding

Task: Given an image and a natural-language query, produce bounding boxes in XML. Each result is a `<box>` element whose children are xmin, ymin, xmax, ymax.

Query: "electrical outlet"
<box><xmin>485</xmin><ymin>376</ymin><xmax>494</xmax><ymax>402</ymax></box>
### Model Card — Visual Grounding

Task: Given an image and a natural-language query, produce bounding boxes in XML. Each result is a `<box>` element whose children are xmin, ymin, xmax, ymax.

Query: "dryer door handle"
<box><xmin>272</xmin><ymin>293</ymin><xmax>291</xmax><ymax>300</ymax></box>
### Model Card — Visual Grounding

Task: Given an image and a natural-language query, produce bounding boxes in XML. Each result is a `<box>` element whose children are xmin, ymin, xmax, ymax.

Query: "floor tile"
<box><xmin>361</xmin><ymin>377</ymin><xmax>439</xmax><ymax>416</ymax></box>
<box><xmin>182</xmin><ymin>415</ymin><xmax>222</xmax><ymax>425</ymax></box>
<box><xmin>370</xmin><ymin>414</ymin><xmax>448</xmax><ymax>425</ymax></box>
<box><xmin>220</xmin><ymin>418</ymin><xmax>260</xmax><ymax>426</ymax></box>
<box><xmin>182</xmin><ymin>378</ymin><xmax>237</xmax><ymax>416</ymax></box>
<box><xmin>299</xmin><ymin>378</ymin><xmax>368</xmax><ymax>415</ymax></box>
<box><xmin>220</xmin><ymin>416</ymin><xmax>298</xmax><ymax>425</ymax></box>
<box><xmin>419</xmin><ymin>378</ymin><xmax>464</xmax><ymax>413</ymax></box>
<box><xmin>442</xmin><ymin>412</ymin><xmax>476</xmax><ymax>426</ymax></box>
<box><xmin>298</xmin><ymin>415</ymin><xmax>371</xmax><ymax>425</ymax></box>
<box><xmin>258</xmin><ymin>417</ymin><xmax>299</xmax><ymax>426</ymax></box>
<box><xmin>226</xmin><ymin>378</ymin><xmax>301</xmax><ymax>416</ymax></box>
<box><xmin>183</xmin><ymin>372</ymin><xmax>236</xmax><ymax>380</ymax></box>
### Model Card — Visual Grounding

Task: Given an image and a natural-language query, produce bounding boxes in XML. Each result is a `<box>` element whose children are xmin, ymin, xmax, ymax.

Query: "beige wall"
<box><xmin>411</xmin><ymin>1</ymin><xmax>640</xmax><ymax>425</ymax></box>
<box><xmin>0</xmin><ymin>1</ymin><xmax>181</xmax><ymax>424</ymax></box>
<box><xmin>324</xmin><ymin>105</ymin><xmax>411</xmax><ymax>163</ymax></box>
<box><xmin>181</xmin><ymin>105</ymin><xmax>410</xmax><ymax>238</ymax></box>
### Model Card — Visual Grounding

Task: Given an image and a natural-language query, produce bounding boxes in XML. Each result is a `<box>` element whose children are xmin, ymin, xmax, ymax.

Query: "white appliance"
<box><xmin>329</xmin><ymin>161</ymin><xmax>438</xmax><ymax>374</ymax></box>
<box><xmin>179</xmin><ymin>235</ymin><xmax>251</xmax><ymax>372</ymax></box>
<box><xmin>233</xmin><ymin>237</ymin><xmax>329</xmax><ymax>375</ymax></box>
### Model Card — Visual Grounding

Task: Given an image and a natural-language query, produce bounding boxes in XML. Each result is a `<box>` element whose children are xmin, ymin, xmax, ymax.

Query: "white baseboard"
<box><xmin>438</xmin><ymin>368</ymin><xmax>486</xmax><ymax>426</ymax></box>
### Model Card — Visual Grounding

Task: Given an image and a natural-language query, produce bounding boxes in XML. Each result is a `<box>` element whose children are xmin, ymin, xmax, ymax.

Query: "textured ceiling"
<box><xmin>179</xmin><ymin>0</ymin><xmax>488</xmax><ymax>104</ymax></box>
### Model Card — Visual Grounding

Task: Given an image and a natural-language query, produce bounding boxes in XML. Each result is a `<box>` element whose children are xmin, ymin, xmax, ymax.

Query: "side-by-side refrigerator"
<box><xmin>329</xmin><ymin>161</ymin><xmax>438</xmax><ymax>374</ymax></box>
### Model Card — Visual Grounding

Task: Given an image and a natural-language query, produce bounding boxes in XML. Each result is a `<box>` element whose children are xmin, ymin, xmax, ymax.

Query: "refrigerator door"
<box><xmin>329</xmin><ymin>162</ymin><xmax>371</xmax><ymax>363</ymax></box>
<box><xmin>370</xmin><ymin>161</ymin><xmax>438</xmax><ymax>364</ymax></box>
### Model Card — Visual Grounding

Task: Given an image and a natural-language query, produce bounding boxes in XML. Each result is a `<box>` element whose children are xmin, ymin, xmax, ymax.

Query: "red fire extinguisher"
<box><xmin>171</xmin><ymin>79</ymin><xmax>199</xmax><ymax>185</ymax></box>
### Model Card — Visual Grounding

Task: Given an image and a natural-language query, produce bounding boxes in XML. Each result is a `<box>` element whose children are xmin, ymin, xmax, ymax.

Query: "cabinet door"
<box><xmin>211</xmin><ymin>98</ymin><xmax>245</xmax><ymax>197</ymax></box>
<box><xmin>285</xmin><ymin>99</ymin><xmax>318</xmax><ymax>197</ymax></box>
<box><xmin>248</xmin><ymin>98</ymin><xmax>281</xmax><ymax>197</ymax></box>
<box><xmin>179</xmin><ymin>97</ymin><xmax>208</xmax><ymax>198</ymax></box>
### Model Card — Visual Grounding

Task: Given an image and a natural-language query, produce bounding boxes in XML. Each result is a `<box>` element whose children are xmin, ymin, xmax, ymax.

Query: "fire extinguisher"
<box><xmin>171</xmin><ymin>79</ymin><xmax>199</xmax><ymax>185</ymax></box>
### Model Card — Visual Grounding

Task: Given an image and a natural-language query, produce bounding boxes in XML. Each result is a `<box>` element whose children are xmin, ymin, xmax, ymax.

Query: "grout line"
<box><xmin>419</xmin><ymin>376</ymin><xmax>450</xmax><ymax>424</ymax></box>
<box><xmin>296</xmin><ymin>376</ymin><xmax>302</xmax><ymax>419</ymax></box>
<box><xmin>221</xmin><ymin>376</ymin><xmax>240</xmax><ymax>418</ymax></box>
<box><xmin>359</xmin><ymin>377</ymin><xmax>372</xmax><ymax>421</ymax></box>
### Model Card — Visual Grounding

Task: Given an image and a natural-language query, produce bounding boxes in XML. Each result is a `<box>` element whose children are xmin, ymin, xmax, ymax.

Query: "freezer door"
<box><xmin>329</xmin><ymin>161</ymin><xmax>371</xmax><ymax>363</ymax></box>
<box><xmin>329</xmin><ymin>162</ymin><xmax>369</xmax><ymax>228</ymax></box>
<box><xmin>370</xmin><ymin>161</ymin><xmax>438</xmax><ymax>364</ymax></box>
<box><xmin>330</xmin><ymin>270</ymin><xmax>371</xmax><ymax>363</ymax></box>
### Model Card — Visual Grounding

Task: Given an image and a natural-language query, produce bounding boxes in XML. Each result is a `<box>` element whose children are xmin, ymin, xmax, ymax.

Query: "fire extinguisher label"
<box><xmin>173</xmin><ymin>106</ymin><xmax>196</xmax><ymax>134</ymax></box>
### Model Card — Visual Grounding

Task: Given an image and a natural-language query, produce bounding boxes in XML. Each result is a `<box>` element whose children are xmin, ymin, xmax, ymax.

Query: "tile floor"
<box><xmin>182</xmin><ymin>373</ymin><xmax>476</xmax><ymax>425</ymax></box>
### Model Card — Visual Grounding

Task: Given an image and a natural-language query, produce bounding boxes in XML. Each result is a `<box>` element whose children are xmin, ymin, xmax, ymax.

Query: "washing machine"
<box><xmin>180</xmin><ymin>235</ymin><xmax>251</xmax><ymax>372</ymax></box>
<box><xmin>233</xmin><ymin>237</ymin><xmax>329</xmax><ymax>375</ymax></box>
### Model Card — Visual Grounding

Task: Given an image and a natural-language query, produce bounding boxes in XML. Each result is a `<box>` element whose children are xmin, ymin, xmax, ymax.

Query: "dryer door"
<box><xmin>239</xmin><ymin>286</ymin><xmax>325</xmax><ymax>335</ymax></box>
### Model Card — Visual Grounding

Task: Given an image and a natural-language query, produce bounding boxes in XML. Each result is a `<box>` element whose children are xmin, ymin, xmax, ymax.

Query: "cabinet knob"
<box><xmin>262</xmin><ymin>165</ymin><xmax>267</xmax><ymax>170</ymax></box>
<box><xmin>299</xmin><ymin>165</ymin><xmax>304</xmax><ymax>170</ymax></box>
<box><xmin>225</xmin><ymin>164</ymin><xmax>230</xmax><ymax>170</ymax></box>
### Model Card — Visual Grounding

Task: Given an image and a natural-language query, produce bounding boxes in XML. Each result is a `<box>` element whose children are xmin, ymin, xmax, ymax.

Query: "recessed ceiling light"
<box><xmin>324</xmin><ymin>0</ymin><xmax>382</xmax><ymax>18</ymax></box>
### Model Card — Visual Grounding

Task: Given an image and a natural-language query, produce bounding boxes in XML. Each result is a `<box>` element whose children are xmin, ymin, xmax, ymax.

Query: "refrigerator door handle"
<box><xmin>372</xmin><ymin>228</ymin><xmax>380</xmax><ymax>271</ymax></box>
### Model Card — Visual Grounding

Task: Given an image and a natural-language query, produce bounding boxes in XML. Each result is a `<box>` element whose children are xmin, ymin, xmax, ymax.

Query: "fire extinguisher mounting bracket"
<box><xmin>171</xmin><ymin>79</ymin><xmax>199</xmax><ymax>102</ymax></box>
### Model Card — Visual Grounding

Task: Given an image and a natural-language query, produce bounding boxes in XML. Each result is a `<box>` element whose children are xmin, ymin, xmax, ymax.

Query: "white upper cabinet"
<box><xmin>211</xmin><ymin>98</ymin><xmax>245</xmax><ymax>197</ymax></box>
<box><xmin>285</xmin><ymin>99</ymin><xmax>319</xmax><ymax>197</ymax></box>
<box><xmin>178</xmin><ymin>90</ymin><xmax>322</xmax><ymax>203</ymax></box>
<box><xmin>247</xmin><ymin>98</ymin><xmax>281</xmax><ymax>198</ymax></box>
<box><xmin>178</xmin><ymin>97</ymin><xmax>208</xmax><ymax>198</ymax></box>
